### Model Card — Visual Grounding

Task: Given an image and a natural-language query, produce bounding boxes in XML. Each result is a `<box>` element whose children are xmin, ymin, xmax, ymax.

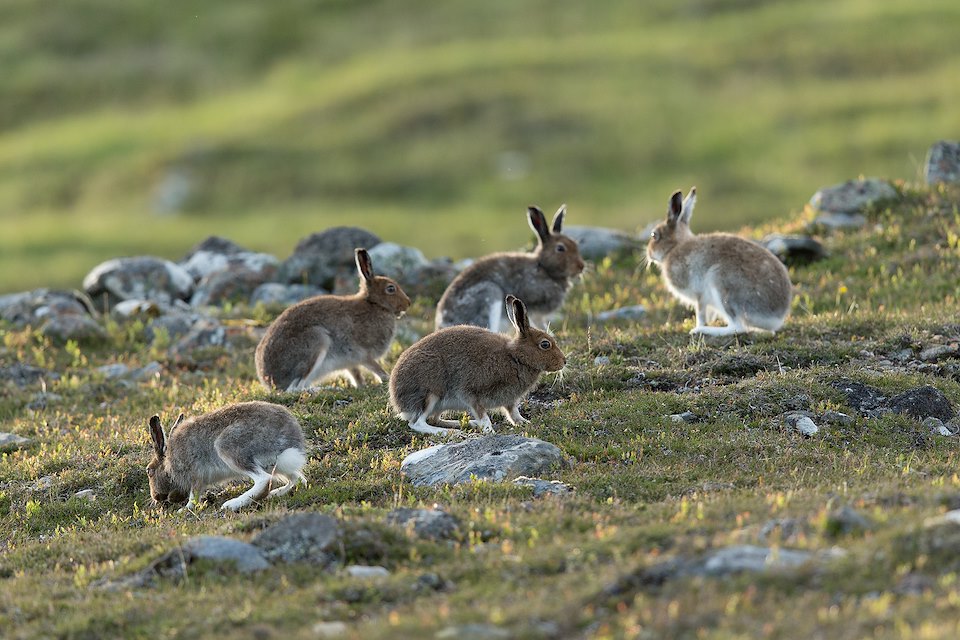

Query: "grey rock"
<box><xmin>97</xmin><ymin>363</ymin><xmax>131</xmax><ymax>379</ymax></box>
<box><xmin>821</xmin><ymin>410</ymin><xmax>854</xmax><ymax>426</ymax></box>
<box><xmin>563</xmin><ymin>225</ymin><xmax>641</xmax><ymax>260</ymax></box>
<box><xmin>812</xmin><ymin>211</ymin><xmax>868</xmax><ymax>230</ymax></box>
<box><xmin>923</xmin><ymin>416</ymin><xmax>956</xmax><ymax>436</ymax></box>
<box><xmin>400</xmin><ymin>435</ymin><xmax>564</xmax><ymax>487</ymax></box>
<box><xmin>920</xmin><ymin>344</ymin><xmax>959</xmax><ymax>362</ymax></box>
<box><xmin>344</xmin><ymin>565</ymin><xmax>390</xmax><ymax>579</ymax></box>
<box><xmin>312</xmin><ymin>621</ymin><xmax>349</xmax><ymax>638</ymax></box>
<box><xmin>825</xmin><ymin>506</ymin><xmax>872</xmax><ymax>537</ymax></box>
<box><xmin>386</xmin><ymin>508</ymin><xmax>462</xmax><ymax>541</ymax></box>
<box><xmin>252</xmin><ymin>512</ymin><xmax>340</xmax><ymax>566</ymax></box>
<box><xmin>250</xmin><ymin>282</ymin><xmax>326</xmax><ymax>307</ymax></box>
<box><xmin>831</xmin><ymin>379</ymin><xmax>889</xmax><ymax>418</ymax></box>
<box><xmin>925</xmin><ymin>140</ymin><xmax>960</xmax><ymax>185</ymax></box>
<box><xmin>595</xmin><ymin>305</ymin><xmax>646</xmax><ymax>323</ymax></box>
<box><xmin>435</xmin><ymin>624</ymin><xmax>511</xmax><ymax>640</ymax></box>
<box><xmin>760</xmin><ymin>234</ymin><xmax>827</xmax><ymax>265</ymax></box>
<box><xmin>668</xmin><ymin>411</ymin><xmax>698</xmax><ymax>424</ymax></box>
<box><xmin>594</xmin><ymin>356</ymin><xmax>612</xmax><ymax>366</ymax></box>
<box><xmin>888</xmin><ymin>385</ymin><xmax>955</xmax><ymax>422</ymax></box>
<box><xmin>698</xmin><ymin>545</ymin><xmax>816</xmax><ymax>576</ymax></box>
<box><xmin>894</xmin><ymin>572</ymin><xmax>936</xmax><ymax>595</ymax></box>
<box><xmin>40</xmin><ymin>313</ymin><xmax>106</xmax><ymax>342</ymax></box>
<box><xmin>0</xmin><ymin>288</ymin><xmax>104</xmax><ymax>342</ymax></box>
<box><xmin>111</xmin><ymin>299</ymin><xmax>172</xmax><ymax>319</ymax></box>
<box><xmin>151</xmin><ymin>535</ymin><xmax>270</xmax><ymax>579</ymax></box>
<box><xmin>190</xmin><ymin>266</ymin><xmax>274</xmax><ymax>307</ymax></box>
<box><xmin>168</xmin><ymin>318</ymin><xmax>228</xmax><ymax>355</ymax></box>
<box><xmin>74</xmin><ymin>489</ymin><xmax>96</xmax><ymax>501</ymax></box>
<box><xmin>759</xmin><ymin>518</ymin><xmax>806</xmax><ymax>544</ymax></box>
<box><xmin>0</xmin><ymin>363</ymin><xmax>60</xmax><ymax>388</ymax></box>
<box><xmin>783</xmin><ymin>412</ymin><xmax>819</xmax><ymax>437</ymax></box>
<box><xmin>366</xmin><ymin>242</ymin><xmax>429</xmax><ymax>281</ymax></box>
<box><xmin>278</xmin><ymin>227</ymin><xmax>381</xmax><ymax>288</ymax></box>
<box><xmin>27</xmin><ymin>391</ymin><xmax>63</xmax><ymax>410</ymax></box>
<box><xmin>133</xmin><ymin>361</ymin><xmax>163</xmax><ymax>380</ymax></box>
<box><xmin>145</xmin><ymin>311</ymin><xmax>201</xmax><ymax>345</ymax></box>
<box><xmin>512</xmin><ymin>476</ymin><xmax>574</xmax><ymax>498</ymax></box>
<box><xmin>179</xmin><ymin>236</ymin><xmax>279</xmax><ymax>282</ymax></box>
<box><xmin>810</xmin><ymin>178</ymin><xmax>898</xmax><ymax>215</ymax></box>
<box><xmin>0</xmin><ymin>432</ymin><xmax>31</xmax><ymax>450</ymax></box>
<box><xmin>83</xmin><ymin>256</ymin><xmax>194</xmax><ymax>308</ymax></box>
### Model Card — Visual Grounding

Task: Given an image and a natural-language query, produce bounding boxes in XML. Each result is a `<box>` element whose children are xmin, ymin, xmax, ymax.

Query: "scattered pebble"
<box><xmin>312</xmin><ymin>621</ymin><xmax>348</xmax><ymax>638</ymax></box>
<box><xmin>344</xmin><ymin>565</ymin><xmax>390</xmax><ymax>579</ymax></box>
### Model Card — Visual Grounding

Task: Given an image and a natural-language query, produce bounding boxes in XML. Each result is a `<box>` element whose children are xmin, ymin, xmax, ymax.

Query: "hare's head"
<box><xmin>355</xmin><ymin>248</ymin><xmax>411</xmax><ymax>317</ymax></box>
<box><xmin>528</xmin><ymin>205</ymin><xmax>585</xmax><ymax>279</ymax></box>
<box><xmin>506</xmin><ymin>295</ymin><xmax>566</xmax><ymax>373</ymax></box>
<box><xmin>647</xmin><ymin>187</ymin><xmax>696</xmax><ymax>264</ymax></box>
<box><xmin>146</xmin><ymin>414</ymin><xmax>188</xmax><ymax>506</ymax></box>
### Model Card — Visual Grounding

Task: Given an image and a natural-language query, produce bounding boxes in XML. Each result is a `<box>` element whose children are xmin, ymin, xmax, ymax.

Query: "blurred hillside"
<box><xmin>1</xmin><ymin>0</ymin><xmax>958</xmax><ymax>292</ymax></box>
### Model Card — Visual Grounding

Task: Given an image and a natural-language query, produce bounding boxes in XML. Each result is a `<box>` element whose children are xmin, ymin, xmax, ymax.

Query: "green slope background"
<box><xmin>1</xmin><ymin>0</ymin><xmax>958</xmax><ymax>292</ymax></box>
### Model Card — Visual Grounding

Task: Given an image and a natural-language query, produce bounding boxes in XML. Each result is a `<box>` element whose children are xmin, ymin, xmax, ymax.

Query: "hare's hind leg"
<box><xmin>290</xmin><ymin>331</ymin><xmax>333</xmax><ymax>391</ymax></box>
<box><xmin>268</xmin><ymin>447</ymin><xmax>307</xmax><ymax>497</ymax></box>
<box><xmin>466</xmin><ymin>399</ymin><xmax>494</xmax><ymax>433</ymax></box>
<box><xmin>409</xmin><ymin>393</ymin><xmax>460</xmax><ymax>436</ymax></box>
<box><xmin>502</xmin><ymin>404</ymin><xmax>529</xmax><ymax>425</ymax></box>
<box><xmin>221</xmin><ymin>468</ymin><xmax>273</xmax><ymax>511</ymax></box>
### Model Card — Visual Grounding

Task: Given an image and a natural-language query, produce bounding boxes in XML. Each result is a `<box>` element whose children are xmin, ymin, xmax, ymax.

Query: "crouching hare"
<box><xmin>146</xmin><ymin>401</ymin><xmax>307</xmax><ymax>511</ymax></box>
<box><xmin>391</xmin><ymin>295</ymin><xmax>566</xmax><ymax>436</ymax></box>
<box><xmin>647</xmin><ymin>187</ymin><xmax>793</xmax><ymax>336</ymax></box>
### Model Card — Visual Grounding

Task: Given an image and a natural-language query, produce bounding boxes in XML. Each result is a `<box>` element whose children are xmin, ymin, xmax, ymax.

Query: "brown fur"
<box><xmin>435</xmin><ymin>205</ymin><xmax>585</xmax><ymax>331</ymax></box>
<box><xmin>646</xmin><ymin>187</ymin><xmax>793</xmax><ymax>336</ymax></box>
<box><xmin>393</xmin><ymin>295</ymin><xmax>566</xmax><ymax>435</ymax></box>
<box><xmin>255</xmin><ymin>248</ymin><xmax>410</xmax><ymax>391</ymax></box>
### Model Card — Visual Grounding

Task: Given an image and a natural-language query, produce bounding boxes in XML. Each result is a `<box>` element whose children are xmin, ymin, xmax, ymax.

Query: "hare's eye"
<box><xmin>539</xmin><ymin>339</ymin><xmax>551</xmax><ymax>350</ymax></box>
<box><xmin>146</xmin><ymin>468</ymin><xmax>155</xmax><ymax>477</ymax></box>
<box><xmin>385</xmin><ymin>284</ymin><xmax>397</xmax><ymax>295</ymax></box>
<box><xmin>651</xmin><ymin>230</ymin><xmax>660</xmax><ymax>241</ymax></box>
<box><xmin>555</xmin><ymin>244</ymin><xmax>566</xmax><ymax>252</ymax></box>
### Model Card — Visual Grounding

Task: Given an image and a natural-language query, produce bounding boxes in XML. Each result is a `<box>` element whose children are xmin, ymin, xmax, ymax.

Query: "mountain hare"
<box><xmin>146</xmin><ymin>401</ymin><xmax>307</xmax><ymax>511</ymax></box>
<box><xmin>647</xmin><ymin>187</ymin><xmax>793</xmax><ymax>336</ymax></box>
<box><xmin>435</xmin><ymin>205</ymin><xmax>585</xmax><ymax>331</ymax></box>
<box><xmin>256</xmin><ymin>248</ymin><xmax>410</xmax><ymax>391</ymax></box>
<box><xmin>392</xmin><ymin>295</ymin><xmax>566</xmax><ymax>435</ymax></box>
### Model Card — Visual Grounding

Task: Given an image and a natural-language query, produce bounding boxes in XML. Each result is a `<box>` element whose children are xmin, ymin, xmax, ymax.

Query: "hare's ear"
<box><xmin>148</xmin><ymin>416</ymin><xmax>166</xmax><ymax>457</ymax></box>
<box><xmin>506</xmin><ymin>295</ymin><xmax>529</xmax><ymax>335</ymax></box>
<box><xmin>667</xmin><ymin>190</ymin><xmax>684</xmax><ymax>226</ymax></box>
<box><xmin>171</xmin><ymin>413</ymin><xmax>185</xmax><ymax>432</ymax></box>
<box><xmin>355</xmin><ymin>248</ymin><xmax>374</xmax><ymax>283</ymax></box>
<box><xmin>679</xmin><ymin>187</ymin><xmax>697</xmax><ymax>225</ymax></box>
<box><xmin>551</xmin><ymin>204</ymin><xmax>566</xmax><ymax>234</ymax></box>
<box><xmin>527</xmin><ymin>206</ymin><xmax>550</xmax><ymax>243</ymax></box>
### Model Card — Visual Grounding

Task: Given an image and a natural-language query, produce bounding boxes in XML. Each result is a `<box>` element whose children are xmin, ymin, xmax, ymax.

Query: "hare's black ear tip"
<box><xmin>690</xmin><ymin>186</ymin><xmax>697</xmax><ymax>195</ymax></box>
<box><xmin>355</xmin><ymin>247</ymin><xmax>368</xmax><ymax>258</ymax></box>
<box><xmin>505</xmin><ymin>294</ymin><xmax>517</xmax><ymax>306</ymax></box>
<box><xmin>149</xmin><ymin>415</ymin><xmax>161</xmax><ymax>427</ymax></box>
<box><xmin>527</xmin><ymin>206</ymin><xmax>542</xmax><ymax>215</ymax></box>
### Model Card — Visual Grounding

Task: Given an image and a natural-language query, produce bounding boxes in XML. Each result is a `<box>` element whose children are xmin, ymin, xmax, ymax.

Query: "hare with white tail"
<box><xmin>391</xmin><ymin>295</ymin><xmax>566</xmax><ymax>436</ymax></box>
<box><xmin>435</xmin><ymin>205</ymin><xmax>585</xmax><ymax>331</ymax></box>
<box><xmin>646</xmin><ymin>187</ymin><xmax>793</xmax><ymax>336</ymax></box>
<box><xmin>256</xmin><ymin>248</ymin><xmax>411</xmax><ymax>391</ymax></box>
<box><xmin>146</xmin><ymin>401</ymin><xmax>307</xmax><ymax>511</ymax></box>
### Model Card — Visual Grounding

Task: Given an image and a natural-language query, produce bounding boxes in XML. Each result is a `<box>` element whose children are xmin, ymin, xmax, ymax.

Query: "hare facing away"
<box><xmin>391</xmin><ymin>295</ymin><xmax>566</xmax><ymax>436</ymax></box>
<box><xmin>146</xmin><ymin>401</ymin><xmax>307</xmax><ymax>511</ymax></box>
<box><xmin>646</xmin><ymin>187</ymin><xmax>793</xmax><ymax>336</ymax></box>
<box><xmin>256</xmin><ymin>248</ymin><xmax>411</xmax><ymax>391</ymax></box>
<box><xmin>435</xmin><ymin>205</ymin><xmax>585</xmax><ymax>332</ymax></box>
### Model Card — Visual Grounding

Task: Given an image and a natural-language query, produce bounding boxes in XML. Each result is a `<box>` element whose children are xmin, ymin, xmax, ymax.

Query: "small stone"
<box><xmin>595</xmin><ymin>305</ymin><xmax>646</xmax><ymax>323</ymax></box>
<box><xmin>157</xmin><ymin>535</ymin><xmax>269</xmax><ymax>576</ymax></box>
<box><xmin>83</xmin><ymin>256</ymin><xmax>194</xmax><ymax>309</ymax></box>
<box><xmin>252</xmin><ymin>512</ymin><xmax>340</xmax><ymax>566</ymax></box>
<box><xmin>312</xmin><ymin>621</ymin><xmax>348</xmax><ymax>638</ymax></box>
<box><xmin>97</xmin><ymin>363</ymin><xmax>131</xmax><ymax>379</ymax></box>
<box><xmin>919</xmin><ymin>344</ymin><xmax>959</xmax><ymax>362</ymax></box>
<box><xmin>759</xmin><ymin>518</ymin><xmax>806</xmax><ymax>544</ymax></box>
<box><xmin>512</xmin><ymin>476</ymin><xmax>574</xmax><ymax>498</ymax></box>
<box><xmin>925</xmin><ymin>140</ymin><xmax>960</xmax><ymax>185</ymax></box>
<box><xmin>784</xmin><ymin>412</ymin><xmax>819</xmax><ymax>436</ymax></box>
<box><xmin>812</xmin><ymin>211</ymin><xmax>868</xmax><ymax>230</ymax></box>
<box><xmin>925</xmin><ymin>509</ymin><xmax>960</xmax><ymax>527</ymax></box>
<box><xmin>35</xmin><ymin>475</ymin><xmax>55</xmax><ymax>489</ymax></box>
<box><xmin>668</xmin><ymin>411</ymin><xmax>697</xmax><ymax>424</ymax></box>
<box><xmin>759</xmin><ymin>234</ymin><xmax>828</xmax><ymax>265</ymax></box>
<box><xmin>825</xmin><ymin>506</ymin><xmax>872</xmax><ymax>538</ymax></box>
<box><xmin>562</xmin><ymin>225</ymin><xmax>641</xmax><ymax>260</ymax></box>
<box><xmin>74</xmin><ymin>489</ymin><xmax>96</xmax><ymax>501</ymax></box>
<box><xmin>344</xmin><ymin>565</ymin><xmax>390</xmax><ymax>579</ymax></box>
<box><xmin>133</xmin><ymin>361</ymin><xmax>164</xmax><ymax>380</ymax></box>
<box><xmin>0</xmin><ymin>432</ymin><xmax>31</xmax><ymax>450</ymax></box>
<box><xmin>26</xmin><ymin>392</ymin><xmax>62</xmax><ymax>411</ymax></box>
<box><xmin>923</xmin><ymin>417</ymin><xmax>956</xmax><ymax>436</ymax></box>
<box><xmin>0</xmin><ymin>363</ymin><xmax>60</xmax><ymax>388</ymax></box>
<box><xmin>386</xmin><ymin>508</ymin><xmax>462</xmax><ymax>541</ymax></box>
<box><xmin>700</xmin><ymin>545</ymin><xmax>815</xmax><ymax>576</ymax></box>
<box><xmin>594</xmin><ymin>356</ymin><xmax>611</xmax><ymax>366</ymax></box>
<box><xmin>821</xmin><ymin>410</ymin><xmax>854</xmax><ymax>426</ymax></box>
<box><xmin>435</xmin><ymin>624</ymin><xmax>511</xmax><ymax>640</ymax></box>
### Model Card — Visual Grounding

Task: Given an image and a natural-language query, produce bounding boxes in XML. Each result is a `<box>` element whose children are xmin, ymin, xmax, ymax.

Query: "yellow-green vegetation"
<box><xmin>2</xmin><ymin>0</ymin><xmax>960</xmax><ymax>292</ymax></box>
<box><xmin>2</xmin><ymin>183</ymin><xmax>960</xmax><ymax>638</ymax></box>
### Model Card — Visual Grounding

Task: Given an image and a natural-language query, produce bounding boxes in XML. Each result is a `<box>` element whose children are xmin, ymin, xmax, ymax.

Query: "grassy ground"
<box><xmin>2</xmin><ymin>183</ymin><xmax>960</xmax><ymax>638</ymax></box>
<box><xmin>2</xmin><ymin>0</ymin><xmax>960</xmax><ymax>292</ymax></box>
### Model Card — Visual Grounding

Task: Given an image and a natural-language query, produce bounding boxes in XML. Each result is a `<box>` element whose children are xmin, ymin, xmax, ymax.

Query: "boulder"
<box><xmin>0</xmin><ymin>363</ymin><xmax>60</xmax><ymax>388</ymax></box>
<box><xmin>810</xmin><ymin>178</ymin><xmax>898</xmax><ymax>216</ymax></box>
<box><xmin>0</xmin><ymin>288</ymin><xmax>104</xmax><ymax>342</ymax></box>
<box><xmin>925</xmin><ymin>140</ymin><xmax>960</xmax><ymax>185</ymax></box>
<box><xmin>760</xmin><ymin>234</ymin><xmax>827</xmax><ymax>266</ymax></box>
<box><xmin>888</xmin><ymin>385</ymin><xmax>955</xmax><ymax>422</ymax></box>
<box><xmin>277</xmin><ymin>227</ymin><xmax>381</xmax><ymax>288</ymax></box>
<box><xmin>252</xmin><ymin>512</ymin><xmax>341</xmax><ymax>566</ymax></box>
<box><xmin>386</xmin><ymin>508</ymin><xmax>462</xmax><ymax>541</ymax></box>
<box><xmin>0</xmin><ymin>432</ymin><xmax>32</xmax><ymax>451</ymax></box>
<box><xmin>366</xmin><ymin>242</ymin><xmax>429</xmax><ymax>282</ymax></box>
<box><xmin>151</xmin><ymin>535</ymin><xmax>269</xmax><ymax>578</ymax></box>
<box><xmin>563</xmin><ymin>225</ymin><xmax>641</xmax><ymax>260</ymax></box>
<box><xmin>250</xmin><ymin>283</ymin><xmax>325</xmax><ymax>307</ymax></box>
<box><xmin>190</xmin><ymin>267</ymin><xmax>274</xmax><ymax>307</ymax></box>
<box><xmin>400</xmin><ymin>435</ymin><xmax>564</xmax><ymax>487</ymax></box>
<box><xmin>83</xmin><ymin>256</ymin><xmax>194</xmax><ymax>308</ymax></box>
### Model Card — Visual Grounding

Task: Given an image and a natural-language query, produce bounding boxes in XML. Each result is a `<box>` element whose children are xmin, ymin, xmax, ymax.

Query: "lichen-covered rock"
<box><xmin>925</xmin><ymin>140</ymin><xmax>960</xmax><ymax>185</ymax></box>
<box><xmin>250</xmin><ymin>283</ymin><xmax>326</xmax><ymax>307</ymax></box>
<box><xmin>888</xmin><ymin>385</ymin><xmax>955</xmax><ymax>422</ymax></box>
<box><xmin>386</xmin><ymin>508</ymin><xmax>462</xmax><ymax>541</ymax></box>
<box><xmin>810</xmin><ymin>178</ymin><xmax>898</xmax><ymax>215</ymax></box>
<box><xmin>278</xmin><ymin>227</ymin><xmax>381</xmax><ymax>288</ymax></box>
<box><xmin>0</xmin><ymin>288</ymin><xmax>103</xmax><ymax>341</ymax></box>
<box><xmin>400</xmin><ymin>435</ymin><xmax>564</xmax><ymax>487</ymax></box>
<box><xmin>83</xmin><ymin>257</ymin><xmax>194</xmax><ymax>308</ymax></box>
<box><xmin>0</xmin><ymin>432</ymin><xmax>32</xmax><ymax>451</ymax></box>
<box><xmin>512</xmin><ymin>476</ymin><xmax>574</xmax><ymax>498</ymax></box>
<box><xmin>252</xmin><ymin>512</ymin><xmax>341</xmax><ymax>566</ymax></box>
<box><xmin>760</xmin><ymin>234</ymin><xmax>827</xmax><ymax>266</ymax></box>
<box><xmin>179</xmin><ymin>236</ymin><xmax>280</xmax><ymax>302</ymax></box>
<box><xmin>366</xmin><ymin>242</ymin><xmax>429</xmax><ymax>281</ymax></box>
<box><xmin>190</xmin><ymin>267</ymin><xmax>275</xmax><ymax>307</ymax></box>
<box><xmin>563</xmin><ymin>225</ymin><xmax>641</xmax><ymax>260</ymax></box>
<box><xmin>0</xmin><ymin>363</ymin><xmax>60</xmax><ymax>388</ymax></box>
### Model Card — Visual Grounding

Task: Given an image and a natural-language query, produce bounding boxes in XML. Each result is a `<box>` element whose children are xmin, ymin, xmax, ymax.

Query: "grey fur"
<box><xmin>256</xmin><ymin>248</ymin><xmax>411</xmax><ymax>391</ymax></box>
<box><xmin>392</xmin><ymin>295</ymin><xmax>566</xmax><ymax>436</ymax></box>
<box><xmin>146</xmin><ymin>401</ymin><xmax>307</xmax><ymax>511</ymax></box>
<box><xmin>435</xmin><ymin>205</ymin><xmax>585</xmax><ymax>331</ymax></box>
<box><xmin>647</xmin><ymin>187</ymin><xmax>793</xmax><ymax>336</ymax></box>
